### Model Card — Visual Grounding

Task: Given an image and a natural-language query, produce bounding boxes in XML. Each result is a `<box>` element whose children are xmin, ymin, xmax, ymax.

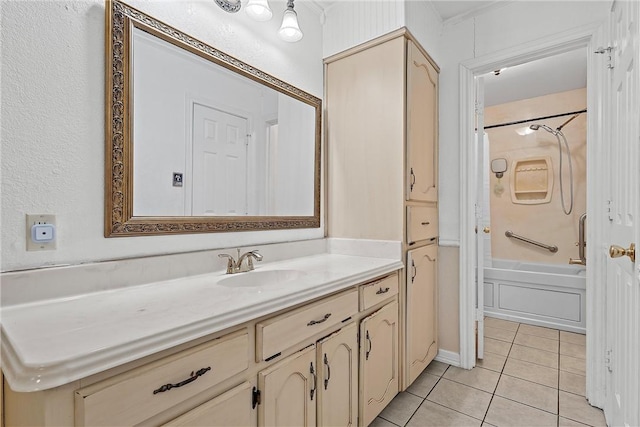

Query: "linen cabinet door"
<box><xmin>316</xmin><ymin>323</ymin><xmax>358</xmax><ymax>427</ymax></box>
<box><xmin>406</xmin><ymin>40</ymin><xmax>438</xmax><ymax>203</ymax></box>
<box><xmin>163</xmin><ymin>382</ymin><xmax>254</xmax><ymax>427</ymax></box>
<box><xmin>360</xmin><ymin>301</ymin><xmax>399</xmax><ymax>426</ymax></box>
<box><xmin>406</xmin><ymin>244</ymin><xmax>438</xmax><ymax>385</ymax></box>
<box><xmin>259</xmin><ymin>345</ymin><xmax>317</xmax><ymax>427</ymax></box>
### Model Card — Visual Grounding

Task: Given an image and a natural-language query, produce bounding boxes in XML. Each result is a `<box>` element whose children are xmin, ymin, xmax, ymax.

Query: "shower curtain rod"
<box><xmin>483</xmin><ymin>109</ymin><xmax>587</xmax><ymax>130</ymax></box>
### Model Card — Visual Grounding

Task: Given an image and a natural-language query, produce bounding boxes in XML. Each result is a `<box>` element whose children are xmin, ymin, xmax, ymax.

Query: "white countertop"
<box><xmin>1</xmin><ymin>252</ymin><xmax>402</xmax><ymax>392</ymax></box>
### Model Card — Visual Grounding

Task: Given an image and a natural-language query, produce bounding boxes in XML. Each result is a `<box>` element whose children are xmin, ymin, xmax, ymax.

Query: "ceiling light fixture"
<box><xmin>214</xmin><ymin>0</ymin><xmax>303</xmax><ymax>42</ymax></box>
<box><xmin>278</xmin><ymin>0</ymin><xmax>303</xmax><ymax>42</ymax></box>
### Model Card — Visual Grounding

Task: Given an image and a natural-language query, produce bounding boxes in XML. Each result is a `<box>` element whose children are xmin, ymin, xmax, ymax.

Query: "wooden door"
<box><xmin>406</xmin><ymin>245</ymin><xmax>438</xmax><ymax>385</ymax></box>
<box><xmin>406</xmin><ymin>40</ymin><xmax>438</xmax><ymax>202</ymax></box>
<box><xmin>316</xmin><ymin>324</ymin><xmax>358</xmax><ymax>427</ymax></box>
<box><xmin>192</xmin><ymin>103</ymin><xmax>248</xmax><ymax>216</ymax></box>
<box><xmin>163</xmin><ymin>382</ymin><xmax>254</xmax><ymax>427</ymax></box>
<box><xmin>259</xmin><ymin>345</ymin><xmax>317</xmax><ymax>427</ymax></box>
<box><xmin>605</xmin><ymin>1</ymin><xmax>640</xmax><ymax>425</ymax></box>
<box><xmin>360</xmin><ymin>301</ymin><xmax>399</xmax><ymax>427</ymax></box>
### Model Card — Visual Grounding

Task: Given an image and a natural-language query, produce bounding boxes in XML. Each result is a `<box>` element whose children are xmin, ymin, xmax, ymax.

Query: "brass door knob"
<box><xmin>483</xmin><ymin>227</ymin><xmax>491</xmax><ymax>234</ymax></box>
<box><xmin>609</xmin><ymin>243</ymin><xmax>635</xmax><ymax>262</ymax></box>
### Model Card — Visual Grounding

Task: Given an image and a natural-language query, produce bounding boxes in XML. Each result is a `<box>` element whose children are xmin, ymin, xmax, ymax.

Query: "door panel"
<box><xmin>317</xmin><ymin>324</ymin><xmax>358</xmax><ymax>427</ymax></box>
<box><xmin>192</xmin><ymin>103</ymin><xmax>248</xmax><ymax>216</ymax></box>
<box><xmin>475</xmin><ymin>77</ymin><xmax>486</xmax><ymax>359</ymax></box>
<box><xmin>605</xmin><ymin>1</ymin><xmax>640</xmax><ymax>426</ymax></box>
<box><xmin>407</xmin><ymin>41</ymin><xmax>438</xmax><ymax>202</ymax></box>
<box><xmin>407</xmin><ymin>245</ymin><xmax>438</xmax><ymax>385</ymax></box>
<box><xmin>259</xmin><ymin>345</ymin><xmax>316</xmax><ymax>427</ymax></box>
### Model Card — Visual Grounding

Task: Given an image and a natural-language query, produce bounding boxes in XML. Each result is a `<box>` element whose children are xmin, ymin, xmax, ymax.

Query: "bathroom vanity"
<box><xmin>1</xmin><ymin>246</ymin><xmax>403</xmax><ymax>426</ymax></box>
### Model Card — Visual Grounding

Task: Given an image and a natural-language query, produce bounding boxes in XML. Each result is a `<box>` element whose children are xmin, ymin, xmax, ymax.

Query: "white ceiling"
<box><xmin>483</xmin><ymin>48</ymin><xmax>588</xmax><ymax>107</ymax></box>
<box><xmin>429</xmin><ymin>0</ymin><xmax>500</xmax><ymax>21</ymax></box>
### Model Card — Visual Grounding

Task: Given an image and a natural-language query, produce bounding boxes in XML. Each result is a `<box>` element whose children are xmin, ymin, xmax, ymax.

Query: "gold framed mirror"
<box><xmin>105</xmin><ymin>0</ymin><xmax>321</xmax><ymax>237</ymax></box>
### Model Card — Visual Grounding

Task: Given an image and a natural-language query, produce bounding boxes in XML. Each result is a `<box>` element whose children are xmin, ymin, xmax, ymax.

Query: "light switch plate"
<box><xmin>26</xmin><ymin>214</ymin><xmax>57</xmax><ymax>251</ymax></box>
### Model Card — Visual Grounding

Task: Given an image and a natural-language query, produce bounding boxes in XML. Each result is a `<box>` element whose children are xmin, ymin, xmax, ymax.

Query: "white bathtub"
<box><xmin>483</xmin><ymin>259</ymin><xmax>586</xmax><ymax>333</ymax></box>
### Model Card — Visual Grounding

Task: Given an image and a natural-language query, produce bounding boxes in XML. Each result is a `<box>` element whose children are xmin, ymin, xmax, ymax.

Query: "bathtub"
<box><xmin>483</xmin><ymin>259</ymin><xmax>586</xmax><ymax>333</ymax></box>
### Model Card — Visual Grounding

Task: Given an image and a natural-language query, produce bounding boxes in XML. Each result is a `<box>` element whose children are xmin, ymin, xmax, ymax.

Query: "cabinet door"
<box><xmin>317</xmin><ymin>323</ymin><xmax>358</xmax><ymax>427</ymax></box>
<box><xmin>406</xmin><ymin>40</ymin><xmax>438</xmax><ymax>202</ymax></box>
<box><xmin>259</xmin><ymin>345</ymin><xmax>317</xmax><ymax>427</ymax></box>
<box><xmin>360</xmin><ymin>301</ymin><xmax>399</xmax><ymax>426</ymax></box>
<box><xmin>407</xmin><ymin>244</ymin><xmax>438</xmax><ymax>385</ymax></box>
<box><xmin>163</xmin><ymin>382</ymin><xmax>254</xmax><ymax>427</ymax></box>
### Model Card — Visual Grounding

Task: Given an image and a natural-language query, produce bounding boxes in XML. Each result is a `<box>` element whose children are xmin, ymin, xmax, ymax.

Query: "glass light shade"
<box><xmin>278</xmin><ymin>9</ymin><xmax>303</xmax><ymax>42</ymax></box>
<box><xmin>245</xmin><ymin>0</ymin><xmax>272</xmax><ymax>21</ymax></box>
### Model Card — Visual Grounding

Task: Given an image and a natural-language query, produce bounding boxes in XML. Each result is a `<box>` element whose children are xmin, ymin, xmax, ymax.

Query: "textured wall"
<box><xmin>0</xmin><ymin>0</ymin><xmax>323</xmax><ymax>271</ymax></box>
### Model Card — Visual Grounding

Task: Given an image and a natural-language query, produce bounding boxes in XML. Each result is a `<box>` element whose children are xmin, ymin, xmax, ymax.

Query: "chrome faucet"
<box><xmin>218</xmin><ymin>249</ymin><xmax>263</xmax><ymax>274</ymax></box>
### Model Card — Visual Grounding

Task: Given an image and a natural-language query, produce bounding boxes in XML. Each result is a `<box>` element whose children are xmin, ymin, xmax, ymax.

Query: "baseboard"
<box><xmin>435</xmin><ymin>349</ymin><xmax>461</xmax><ymax>367</ymax></box>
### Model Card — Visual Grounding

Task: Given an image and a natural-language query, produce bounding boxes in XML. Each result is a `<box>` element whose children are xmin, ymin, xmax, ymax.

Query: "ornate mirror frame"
<box><xmin>105</xmin><ymin>0</ymin><xmax>322</xmax><ymax>237</ymax></box>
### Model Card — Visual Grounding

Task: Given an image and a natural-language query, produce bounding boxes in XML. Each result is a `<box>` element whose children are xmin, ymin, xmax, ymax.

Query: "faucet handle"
<box><xmin>218</xmin><ymin>253</ymin><xmax>237</xmax><ymax>274</ymax></box>
<box><xmin>247</xmin><ymin>250</ymin><xmax>263</xmax><ymax>270</ymax></box>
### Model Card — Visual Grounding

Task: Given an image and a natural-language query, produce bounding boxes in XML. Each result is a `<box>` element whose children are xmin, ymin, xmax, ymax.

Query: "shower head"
<box><xmin>529</xmin><ymin>123</ymin><xmax>557</xmax><ymax>135</ymax></box>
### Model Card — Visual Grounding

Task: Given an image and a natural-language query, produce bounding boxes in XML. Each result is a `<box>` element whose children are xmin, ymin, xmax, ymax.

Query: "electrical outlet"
<box><xmin>26</xmin><ymin>214</ymin><xmax>57</xmax><ymax>251</ymax></box>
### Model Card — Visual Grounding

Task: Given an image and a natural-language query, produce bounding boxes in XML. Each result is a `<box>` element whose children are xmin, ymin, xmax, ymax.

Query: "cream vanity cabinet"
<box><xmin>3</xmin><ymin>272</ymin><xmax>399</xmax><ymax>427</ymax></box>
<box><xmin>326</xmin><ymin>28</ymin><xmax>439</xmax><ymax>390</ymax></box>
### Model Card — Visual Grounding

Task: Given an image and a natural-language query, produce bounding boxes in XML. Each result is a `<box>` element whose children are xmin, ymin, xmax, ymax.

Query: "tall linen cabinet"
<box><xmin>325</xmin><ymin>29</ymin><xmax>439</xmax><ymax>391</ymax></box>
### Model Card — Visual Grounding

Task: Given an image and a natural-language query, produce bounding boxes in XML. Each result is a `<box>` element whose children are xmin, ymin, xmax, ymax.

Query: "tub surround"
<box><xmin>0</xmin><ymin>238</ymin><xmax>402</xmax><ymax>393</ymax></box>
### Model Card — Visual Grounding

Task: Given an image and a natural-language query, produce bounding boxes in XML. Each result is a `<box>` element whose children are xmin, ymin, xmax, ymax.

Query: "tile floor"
<box><xmin>370</xmin><ymin>318</ymin><xmax>607</xmax><ymax>427</ymax></box>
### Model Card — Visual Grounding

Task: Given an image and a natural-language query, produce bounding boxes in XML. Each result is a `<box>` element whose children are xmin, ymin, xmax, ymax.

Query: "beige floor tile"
<box><xmin>559</xmin><ymin>391</ymin><xmax>607</xmax><ymax>427</ymax></box>
<box><xmin>424</xmin><ymin>360</ymin><xmax>449</xmax><ymax>377</ymax></box>
<box><xmin>509</xmin><ymin>344</ymin><xmax>559</xmax><ymax>369</ymax></box>
<box><xmin>485</xmin><ymin>326</ymin><xmax>517</xmax><ymax>343</ymax></box>
<box><xmin>560</xmin><ymin>355</ymin><xmax>586</xmax><ymax>376</ymax></box>
<box><xmin>369</xmin><ymin>416</ymin><xmax>400</xmax><ymax>427</ymax></box>
<box><xmin>484</xmin><ymin>337</ymin><xmax>512</xmax><ymax>356</ymax></box>
<box><xmin>476</xmin><ymin>352</ymin><xmax>507</xmax><ymax>373</ymax></box>
<box><xmin>514</xmin><ymin>332</ymin><xmax>560</xmax><ymax>353</ymax></box>
<box><xmin>560</xmin><ymin>331</ymin><xmax>586</xmax><ymax>346</ymax></box>
<box><xmin>518</xmin><ymin>324</ymin><xmax>560</xmax><ymax>340</ymax></box>
<box><xmin>560</xmin><ymin>341</ymin><xmax>586</xmax><ymax>359</ymax></box>
<box><xmin>482</xmin><ymin>423</ymin><xmax>497</xmax><ymax>427</ymax></box>
<box><xmin>443</xmin><ymin>366</ymin><xmax>501</xmax><ymax>393</ymax></box>
<box><xmin>407</xmin><ymin>400</ymin><xmax>482</xmax><ymax>427</ymax></box>
<box><xmin>485</xmin><ymin>396</ymin><xmax>558</xmax><ymax>426</ymax></box>
<box><xmin>560</xmin><ymin>371</ymin><xmax>586</xmax><ymax>396</ymax></box>
<box><xmin>484</xmin><ymin>317</ymin><xmax>519</xmax><ymax>331</ymax></box>
<box><xmin>495</xmin><ymin>374</ymin><xmax>558</xmax><ymax>414</ymax></box>
<box><xmin>427</xmin><ymin>378</ymin><xmax>493</xmax><ymax>420</ymax></box>
<box><xmin>406</xmin><ymin>371</ymin><xmax>440</xmax><ymax>398</ymax></box>
<box><xmin>503</xmin><ymin>357</ymin><xmax>559</xmax><ymax>388</ymax></box>
<box><xmin>378</xmin><ymin>391</ymin><xmax>423</xmax><ymax>426</ymax></box>
<box><xmin>559</xmin><ymin>416</ymin><xmax>591</xmax><ymax>426</ymax></box>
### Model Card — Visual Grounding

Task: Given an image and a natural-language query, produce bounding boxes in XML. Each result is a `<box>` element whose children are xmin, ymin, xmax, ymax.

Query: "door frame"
<box><xmin>458</xmin><ymin>22</ymin><xmax>608</xmax><ymax>407</ymax></box>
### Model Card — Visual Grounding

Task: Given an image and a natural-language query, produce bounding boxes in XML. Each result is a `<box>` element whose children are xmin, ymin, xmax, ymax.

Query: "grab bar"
<box><xmin>505</xmin><ymin>230</ymin><xmax>558</xmax><ymax>253</ymax></box>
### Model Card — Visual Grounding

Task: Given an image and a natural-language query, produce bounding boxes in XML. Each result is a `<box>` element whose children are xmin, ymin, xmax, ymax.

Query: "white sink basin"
<box><xmin>218</xmin><ymin>269</ymin><xmax>306</xmax><ymax>289</ymax></box>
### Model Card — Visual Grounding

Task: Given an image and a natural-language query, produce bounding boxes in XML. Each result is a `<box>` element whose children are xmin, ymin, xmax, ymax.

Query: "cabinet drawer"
<box><xmin>407</xmin><ymin>205</ymin><xmax>438</xmax><ymax>243</ymax></box>
<box><xmin>75</xmin><ymin>330</ymin><xmax>249</xmax><ymax>426</ymax></box>
<box><xmin>359</xmin><ymin>273</ymin><xmax>399</xmax><ymax>311</ymax></box>
<box><xmin>257</xmin><ymin>289</ymin><xmax>358</xmax><ymax>361</ymax></box>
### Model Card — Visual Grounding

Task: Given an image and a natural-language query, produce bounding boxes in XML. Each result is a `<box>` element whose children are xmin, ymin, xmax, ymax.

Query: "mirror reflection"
<box><xmin>132</xmin><ymin>28</ymin><xmax>316</xmax><ymax>217</ymax></box>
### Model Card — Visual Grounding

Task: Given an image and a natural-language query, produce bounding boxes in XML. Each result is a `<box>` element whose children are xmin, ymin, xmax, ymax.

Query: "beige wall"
<box><xmin>485</xmin><ymin>88</ymin><xmax>587</xmax><ymax>265</ymax></box>
<box><xmin>438</xmin><ymin>246</ymin><xmax>460</xmax><ymax>353</ymax></box>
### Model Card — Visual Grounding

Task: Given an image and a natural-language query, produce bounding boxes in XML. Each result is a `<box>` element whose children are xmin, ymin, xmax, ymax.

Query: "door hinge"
<box><xmin>594</xmin><ymin>46</ymin><xmax>615</xmax><ymax>69</ymax></box>
<box><xmin>607</xmin><ymin>199</ymin><xmax>614</xmax><ymax>221</ymax></box>
<box><xmin>605</xmin><ymin>349</ymin><xmax>613</xmax><ymax>372</ymax></box>
<box><xmin>252</xmin><ymin>387</ymin><xmax>261</xmax><ymax>408</ymax></box>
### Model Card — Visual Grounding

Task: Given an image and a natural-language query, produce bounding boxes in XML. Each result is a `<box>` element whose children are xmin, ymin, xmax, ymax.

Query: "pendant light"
<box><xmin>245</xmin><ymin>0</ymin><xmax>273</xmax><ymax>21</ymax></box>
<box><xmin>278</xmin><ymin>0</ymin><xmax>303</xmax><ymax>42</ymax></box>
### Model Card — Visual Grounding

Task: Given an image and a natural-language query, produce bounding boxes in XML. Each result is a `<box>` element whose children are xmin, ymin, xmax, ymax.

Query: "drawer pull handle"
<box><xmin>410</xmin><ymin>168</ymin><xmax>416</xmax><ymax>191</ymax></box>
<box><xmin>152</xmin><ymin>367</ymin><xmax>211</xmax><ymax>394</ymax></box>
<box><xmin>421</xmin><ymin>221</ymin><xmax>431</xmax><ymax>226</ymax></box>
<box><xmin>365</xmin><ymin>331</ymin><xmax>372</xmax><ymax>360</ymax></box>
<box><xmin>307</xmin><ymin>313</ymin><xmax>331</xmax><ymax>326</ymax></box>
<box><xmin>376</xmin><ymin>287</ymin><xmax>390</xmax><ymax>295</ymax></box>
